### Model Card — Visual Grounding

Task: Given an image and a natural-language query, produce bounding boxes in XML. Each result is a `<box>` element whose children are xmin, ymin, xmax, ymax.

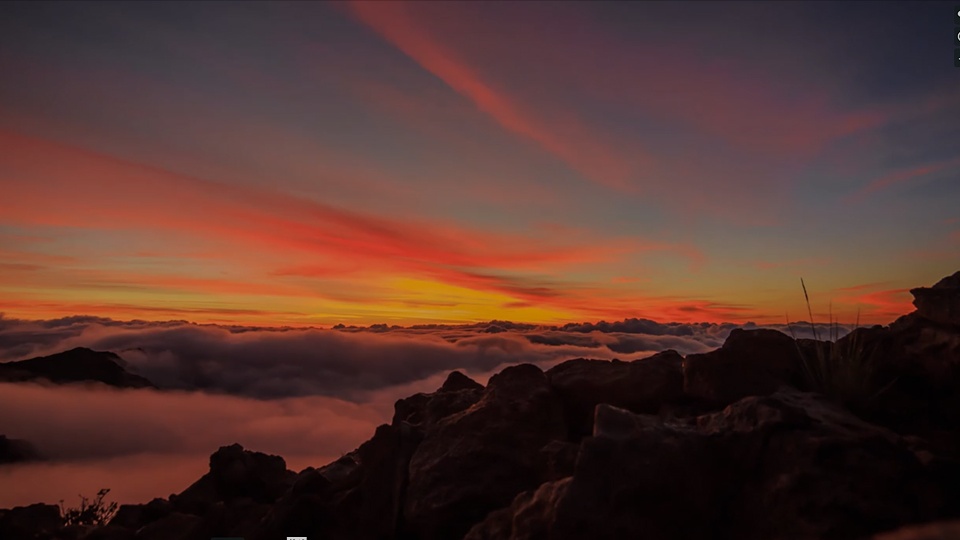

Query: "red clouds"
<box><xmin>0</xmin><ymin>129</ymin><xmax>713</xmax><ymax>324</ymax></box>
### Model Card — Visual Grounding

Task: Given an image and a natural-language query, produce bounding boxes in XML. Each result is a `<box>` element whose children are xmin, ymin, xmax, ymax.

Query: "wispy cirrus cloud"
<box><xmin>843</xmin><ymin>157</ymin><xmax>960</xmax><ymax>204</ymax></box>
<box><xmin>347</xmin><ymin>1</ymin><xmax>646</xmax><ymax>193</ymax></box>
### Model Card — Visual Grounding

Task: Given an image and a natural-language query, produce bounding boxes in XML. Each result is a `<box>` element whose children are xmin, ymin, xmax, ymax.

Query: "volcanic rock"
<box><xmin>911</xmin><ymin>271</ymin><xmax>960</xmax><ymax>327</ymax></box>
<box><xmin>468</xmin><ymin>388</ymin><xmax>945</xmax><ymax>540</ymax></box>
<box><xmin>109</xmin><ymin>498</ymin><xmax>172</xmax><ymax>531</ymax></box>
<box><xmin>683</xmin><ymin>328</ymin><xmax>804</xmax><ymax>406</ymax></box>
<box><xmin>392</xmin><ymin>371</ymin><xmax>485</xmax><ymax>430</ymax></box>
<box><xmin>170</xmin><ymin>444</ymin><xmax>295</xmax><ymax>515</ymax></box>
<box><xmin>402</xmin><ymin>363</ymin><xmax>567</xmax><ymax>540</ymax></box>
<box><xmin>134</xmin><ymin>512</ymin><xmax>202</xmax><ymax>540</ymax></box>
<box><xmin>546</xmin><ymin>350</ymin><xmax>684</xmax><ymax>439</ymax></box>
<box><xmin>0</xmin><ymin>504</ymin><xmax>61</xmax><ymax>539</ymax></box>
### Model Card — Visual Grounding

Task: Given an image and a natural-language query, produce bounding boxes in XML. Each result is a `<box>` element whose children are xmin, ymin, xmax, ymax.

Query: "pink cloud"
<box><xmin>0</xmin><ymin>130</ymin><xmax>718</xmax><ymax>323</ymax></box>
<box><xmin>347</xmin><ymin>1</ymin><xmax>647</xmax><ymax>192</ymax></box>
<box><xmin>843</xmin><ymin>157</ymin><xmax>960</xmax><ymax>204</ymax></box>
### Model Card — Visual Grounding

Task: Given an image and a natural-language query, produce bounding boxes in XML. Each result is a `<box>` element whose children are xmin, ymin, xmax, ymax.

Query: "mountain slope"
<box><xmin>0</xmin><ymin>347</ymin><xmax>155</xmax><ymax>389</ymax></box>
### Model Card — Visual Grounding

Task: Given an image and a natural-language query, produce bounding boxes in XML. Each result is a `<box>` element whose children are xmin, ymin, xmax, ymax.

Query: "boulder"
<box><xmin>392</xmin><ymin>371</ymin><xmax>484</xmax><ymax>430</ymax></box>
<box><xmin>252</xmin><ymin>422</ymin><xmax>421</xmax><ymax>540</ymax></box>
<box><xmin>402</xmin><ymin>363</ymin><xmax>567</xmax><ymax>540</ymax></box>
<box><xmin>188</xmin><ymin>499</ymin><xmax>272</xmax><ymax>540</ymax></box>
<box><xmin>170</xmin><ymin>444</ymin><xmax>296</xmax><ymax>515</ymax></box>
<box><xmin>837</xmin><ymin>275</ymin><xmax>960</xmax><ymax>441</ymax></box>
<box><xmin>440</xmin><ymin>370</ymin><xmax>484</xmax><ymax>392</ymax></box>
<box><xmin>537</xmin><ymin>439</ymin><xmax>579</xmax><ymax>482</ymax></box>
<box><xmin>336</xmin><ymin>422</ymin><xmax>423</xmax><ymax>539</ymax></box>
<box><xmin>253</xmin><ymin>372</ymin><xmax>482</xmax><ymax>540</ymax></box>
<box><xmin>683</xmin><ymin>328</ymin><xmax>804</xmax><ymax>406</ymax></box>
<box><xmin>911</xmin><ymin>271</ymin><xmax>960</xmax><ymax>327</ymax></box>
<box><xmin>463</xmin><ymin>478</ymin><xmax>572</xmax><ymax>540</ymax></box>
<box><xmin>109</xmin><ymin>498</ymin><xmax>172</xmax><ymax>530</ymax></box>
<box><xmin>132</xmin><ymin>512</ymin><xmax>201</xmax><ymax>540</ymax></box>
<box><xmin>546</xmin><ymin>350</ymin><xmax>684</xmax><ymax>439</ymax></box>
<box><xmin>468</xmin><ymin>388</ymin><xmax>946</xmax><ymax>540</ymax></box>
<box><xmin>0</xmin><ymin>503</ymin><xmax>61</xmax><ymax>539</ymax></box>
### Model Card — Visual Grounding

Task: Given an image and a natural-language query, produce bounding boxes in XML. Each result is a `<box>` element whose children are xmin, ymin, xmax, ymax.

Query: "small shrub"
<box><xmin>787</xmin><ymin>278</ymin><xmax>896</xmax><ymax>414</ymax></box>
<box><xmin>60</xmin><ymin>488</ymin><xmax>118</xmax><ymax>527</ymax></box>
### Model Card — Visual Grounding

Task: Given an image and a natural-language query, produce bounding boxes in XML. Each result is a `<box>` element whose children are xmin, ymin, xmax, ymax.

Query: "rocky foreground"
<box><xmin>2</xmin><ymin>272</ymin><xmax>960</xmax><ymax>540</ymax></box>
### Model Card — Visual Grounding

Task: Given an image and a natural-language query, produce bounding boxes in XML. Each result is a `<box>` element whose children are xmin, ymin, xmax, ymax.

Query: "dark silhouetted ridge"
<box><xmin>0</xmin><ymin>347</ymin><xmax>155</xmax><ymax>388</ymax></box>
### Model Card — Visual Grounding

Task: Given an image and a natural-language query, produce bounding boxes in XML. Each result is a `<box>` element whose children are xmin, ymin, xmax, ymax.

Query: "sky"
<box><xmin>1</xmin><ymin>1</ymin><xmax>958</xmax><ymax>327</ymax></box>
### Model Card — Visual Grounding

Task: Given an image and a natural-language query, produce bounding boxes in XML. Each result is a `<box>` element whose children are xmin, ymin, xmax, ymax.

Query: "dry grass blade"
<box><xmin>790</xmin><ymin>279</ymin><xmax>893</xmax><ymax>415</ymax></box>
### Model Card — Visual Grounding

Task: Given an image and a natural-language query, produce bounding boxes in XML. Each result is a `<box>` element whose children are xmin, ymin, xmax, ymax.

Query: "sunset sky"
<box><xmin>1</xmin><ymin>1</ymin><xmax>958</xmax><ymax>326</ymax></box>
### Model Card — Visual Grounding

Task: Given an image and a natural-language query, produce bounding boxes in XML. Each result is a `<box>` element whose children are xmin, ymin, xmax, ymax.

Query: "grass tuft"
<box><xmin>787</xmin><ymin>278</ymin><xmax>895</xmax><ymax>414</ymax></box>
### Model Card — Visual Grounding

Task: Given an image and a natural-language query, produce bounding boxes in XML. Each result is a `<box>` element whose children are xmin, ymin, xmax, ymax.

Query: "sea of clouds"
<box><xmin>0</xmin><ymin>315</ymin><xmax>850</xmax><ymax>507</ymax></box>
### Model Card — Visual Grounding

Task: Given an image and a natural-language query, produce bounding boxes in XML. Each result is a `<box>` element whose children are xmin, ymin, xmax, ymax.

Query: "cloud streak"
<box><xmin>843</xmin><ymin>157</ymin><xmax>960</xmax><ymax>204</ymax></box>
<box><xmin>0</xmin><ymin>129</ymin><xmax>716</xmax><ymax>325</ymax></box>
<box><xmin>347</xmin><ymin>1</ymin><xmax>645</xmax><ymax>192</ymax></box>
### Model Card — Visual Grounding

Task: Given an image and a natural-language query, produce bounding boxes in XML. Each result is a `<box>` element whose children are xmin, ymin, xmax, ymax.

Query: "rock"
<box><xmin>315</xmin><ymin>453</ymin><xmax>361</xmax><ymax>491</ymax></box>
<box><xmin>82</xmin><ymin>524</ymin><xmax>135</xmax><ymax>540</ymax></box>
<box><xmin>838</xmin><ymin>296</ymin><xmax>960</xmax><ymax>440</ymax></box>
<box><xmin>133</xmin><ymin>512</ymin><xmax>201</xmax><ymax>540</ymax></box>
<box><xmin>547</xmin><ymin>350</ymin><xmax>684</xmax><ymax>439</ymax></box>
<box><xmin>342</xmin><ymin>422</ymin><xmax>423</xmax><ymax>539</ymax></box>
<box><xmin>0</xmin><ymin>435</ymin><xmax>42</xmax><ymax>464</ymax></box>
<box><xmin>57</xmin><ymin>524</ymin><xmax>92</xmax><ymax>539</ymax></box>
<box><xmin>189</xmin><ymin>500</ymin><xmax>272</xmax><ymax>540</ymax></box>
<box><xmin>463</xmin><ymin>478</ymin><xmax>572</xmax><ymax>540</ymax></box>
<box><xmin>874</xmin><ymin>519</ymin><xmax>960</xmax><ymax>539</ymax></box>
<box><xmin>683</xmin><ymin>328</ymin><xmax>803</xmax><ymax>406</ymax></box>
<box><xmin>537</xmin><ymin>440</ymin><xmax>579</xmax><ymax>482</ymax></box>
<box><xmin>109</xmin><ymin>498</ymin><xmax>172</xmax><ymax>530</ymax></box>
<box><xmin>251</xmin><ymin>423</ymin><xmax>421</xmax><ymax>540</ymax></box>
<box><xmin>392</xmin><ymin>371</ymin><xmax>484</xmax><ymax>430</ymax></box>
<box><xmin>469</xmin><ymin>389</ymin><xmax>946</xmax><ymax>540</ymax></box>
<box><xmin>911</xmin><ymin>271</ymin><xmax>960</xmax><ymax>328</ymax></box>
<box><xmin>0</xmin><ymin>503</ymin><xmax>61</xmax><ymax>539</ymax></box>
<box><xmin>439</xmin><ymin>370</ymin><xmax>484</xmax><ymax>392</ymax></box>
<box><xmin>0</xmin><ymin>348</ymin><xmax>155</xmax><ymax>388</ymax></box>
<box><xmin>402</xmin><ymin>363</ymin><xmax>567</xmax><ymax>540</ymax></box>
<box><xmin>170</xmin><ymin>444</ymin><xmax>296</xmax><ymax>515</ymax></box>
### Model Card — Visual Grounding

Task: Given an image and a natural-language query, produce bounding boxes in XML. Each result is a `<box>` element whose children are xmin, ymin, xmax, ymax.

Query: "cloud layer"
<box><xmin>0</xmin><ymin>315</ymin><xmax>852</xmax><ymax>399</ymax></box>
<box><xmin>0</xmin><ymin>314</ymin><xmax>857</xmax><ymax>507</ymax></box>
<box><xmin>0</xmin><ymin>382</ymin><xmax>386</xmax><ymax>508</ymax></box>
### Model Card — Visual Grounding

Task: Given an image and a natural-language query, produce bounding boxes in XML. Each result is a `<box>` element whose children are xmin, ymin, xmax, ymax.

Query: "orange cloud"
<box><xmin>0</xmin><ymin>129</ymin><xmax>714</xmax><ymax>325</ymax></box>
<box><xmin>832</xmin><ymin>288</ymin><xmax>913</xmax><ymax>323</ymax></box>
